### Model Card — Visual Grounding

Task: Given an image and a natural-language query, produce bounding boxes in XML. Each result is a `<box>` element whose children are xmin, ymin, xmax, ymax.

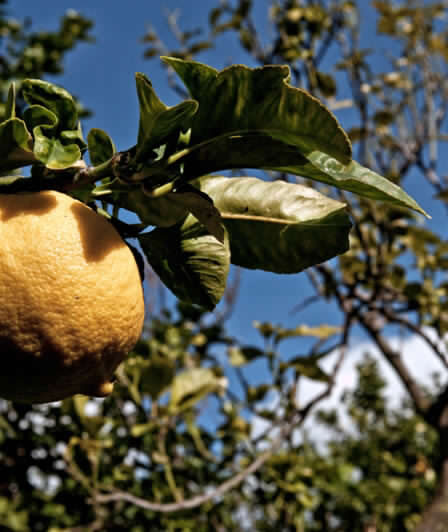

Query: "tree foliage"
<box><xmin>1</xmin><ymin>1</ymin><xmax>448</xmax><ymax>531</ymax></box>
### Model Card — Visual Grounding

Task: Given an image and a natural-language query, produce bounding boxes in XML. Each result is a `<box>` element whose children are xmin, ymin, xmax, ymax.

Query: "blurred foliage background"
<box><xmin>1</xmin><ymin>1</ymin><xmax>448</xmax><ymax>531</ymax></box>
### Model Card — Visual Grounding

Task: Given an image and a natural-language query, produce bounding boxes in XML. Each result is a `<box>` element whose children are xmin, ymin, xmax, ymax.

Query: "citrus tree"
<box><xmin>141</xmin><ymin>1</ymin><xmax>448</xmax><ymax>530</ymax></box>
<box><xmin>0</xmin><ymin>1</ymin><xmax>446</xmax><ymax>531</ymax></box>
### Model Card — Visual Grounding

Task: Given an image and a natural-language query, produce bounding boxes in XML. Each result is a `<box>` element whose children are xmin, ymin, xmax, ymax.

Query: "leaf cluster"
<box><xmin>0</xmin><ymin>51</ymin><xmax>426</xmax><ymax>310</ymax></box>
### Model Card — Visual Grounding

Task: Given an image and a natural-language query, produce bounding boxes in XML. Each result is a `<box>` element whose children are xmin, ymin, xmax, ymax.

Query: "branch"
<box><xmin>95</xmin><ymin>411</ymin><xmax>302</xmax><ymax>513</ymax></box>
<box><xmin>95</xmin><ymin>345</ymin><xmax>348</xmax><ymax>514</ymax></box>
<box><xmin>359</xmin><ymin>312</ymin><xmax>430</xmax><ymax>415</ymax></box>
<box><xmin>382</xmin><ymin>308</ymin><xmax>448</xmax><ymax>370</ymax></box>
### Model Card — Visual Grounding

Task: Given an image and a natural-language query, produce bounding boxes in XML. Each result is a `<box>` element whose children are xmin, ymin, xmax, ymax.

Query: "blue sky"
<box><xmin>10</xmin><ymin>1</ymin><xmax>443</xmax><ymax>364</ymax></box>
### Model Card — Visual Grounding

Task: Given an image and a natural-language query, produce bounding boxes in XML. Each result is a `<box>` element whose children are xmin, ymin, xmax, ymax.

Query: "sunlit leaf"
<box><xmin>296</xmin><ymin>153</ymin><xmax>429</xmax><ymax>217</ymax></box>
<box><xmin>21</xmin><ymin>85</ymin><xmax>85</xmax><ymax>169</ymax></box>
<box><xmin>228</xmin><ymin>346</ymin><xmax>264</xmax><ymax>366</ymax></box>
<box><xmin>33</xmin><ymin>124</ymin><xmax>82</xmax><ymax>169</ymax></box>
<box><xmin>274</xmin><ymin>324</ymin><xmax>341</xmax><ymax>342</ymax></box>
<box><xmin>196</xmin><ymin>175</ymin><xmax>351</xmax><ymax>273</ymax></box>
<box><xmin>160</xmin><ymin>57</ymin><xmax>426</xmax><ymax>216</ymax></box>
<box><xmin>169</xmin><ymin>368</ymin><xmax>224</xmax><ymax>413</ymax></box>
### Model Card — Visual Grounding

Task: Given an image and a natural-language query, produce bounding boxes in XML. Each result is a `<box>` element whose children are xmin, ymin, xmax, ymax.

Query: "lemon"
<box><xmin>0</xmin><ymin>190</ymin><xmax>145</xmax><ymax>403</ymax></box>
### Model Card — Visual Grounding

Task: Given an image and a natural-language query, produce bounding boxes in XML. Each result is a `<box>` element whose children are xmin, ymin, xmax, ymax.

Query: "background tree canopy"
<box><xmin>0</xmin><ymin>1</ymin><xmax>447</xmax><ymax>531</ymax></box>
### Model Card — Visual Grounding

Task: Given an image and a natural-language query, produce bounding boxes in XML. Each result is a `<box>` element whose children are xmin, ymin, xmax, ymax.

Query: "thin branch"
<box><xmin>289</xmin><ymin>294</ymin><xmax>321</xmax><ymax>315</ymax></box>
<box><xmin>96</xmin><ymin>325</ymin><xmax>350</xmax><ymax>514</ymax></box>
<box><xmin>382</xmin><ymin>308</ymin><xmax>448</xmax><ymax>369</ymax></box>
<box><xmin>95</xmin><ymin>410</ymin><xmax>303</xmax><ymax>513</ymax></box>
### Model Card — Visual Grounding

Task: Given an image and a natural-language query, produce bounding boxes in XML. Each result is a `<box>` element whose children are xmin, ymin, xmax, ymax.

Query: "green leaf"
<box><xmin>23</xmin><ymin>104</ymin><xmax>57</xmax><ymax>131</ymax></box>
<box><xmin>196</xmin><ymin>175</ymin><xmax>351</xmax><ymax>273</ymax></box>
<box><xmin>288</xmin><ymin>356</ymin><xmax>331</xmax><ymax>382</ymax></box>
<box><xmin>123</xmin><ymin>184</ymin><xmax>223</xmax><ymax>240</ymax></box>
<box><xmin>139</xmin><ymin>214</ymin><xmax>230</xmax><ymax>309</ymax></box>
<box><xmin>166</xmin><ymin>183</ymin><xmax>224</xmax><ymax>242</ymax></box>
<box><xmin>60</xmin><ymin>121</ymin><xmax>87</xmax><ymax>151</ymax></box>
<box><xmin>135</xmin><ymin>72</ymin><xmax>198</xmax><ymax>161</ymax></box>
<box><xmin>22</xmin><ymin>78</ymin><xmax>78</xmax><ymax>131</ymax></box>
<box><xmin>0</xmin><ymin>118</ymin><xmax>35</xmax><ymax>171</ymax></box>
<box><xmin>5</xmin><ymin>83</ymin><xmax>16</xmax><ymax>119</ymax></box>
<box><xmin>274</xmin><ymin>324</ymin><xmax>341</xmax><ymax>342</ymax></box>
<box><xmin>20</xmin><ymin>80</ymin><xmax>85</xmax><ymax>169</ymax></box>
<box><xmin>123</xmin><ymin>187</ymin><xmax>190</xmax><ymax>227</ymax></box>
<box><xmin>169</xmin><ymin>368</ymin><xmax>223</xmax><ymax>413</ymax></box>
<box><xmin>161</xmin><ymin>57</ymin><xmax>426</xmax><ymax>216</ymax></box>
<box><xmin>87</xmin><ymin>128</ymin><xmax>116</xmax><ymax>166</ymax></box>
<box><xmin>293</xmin><ymin>153</ymin><xmax>429</xmax><ymax>217</ymax></box>
<box><xmin>316</xmin><ymin>71</ymin><xmax>337</xmax><ymax>97</ymax></box>
<box><xmin>131</xmin><ymin>422</ymin><xmax>156</xmax><ymax>438</ymax></box>
<box><xmin>33</xmin><ymin>124</ymin><xmax>82</xmax><ymax>169</ymax></box>
<box><xmin>228</xmin><ymin>345</ymin><xmax>264</xmax><ymax>367</ymax></box>
<box><xmin>162</xmin><ymin>56</ymin><xmax>352</xmax><ymax>164</ymax></box>
<box><xmin>140</xmin><ymin>355</ymin><xmax>175</xmax><ymax>400</ymax></box>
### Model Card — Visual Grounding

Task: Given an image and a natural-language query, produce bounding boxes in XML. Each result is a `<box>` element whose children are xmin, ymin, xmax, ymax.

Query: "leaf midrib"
<box><xmin>221</xmin><ymin>212</ymin><xmax>346</xmax><ymax>226</ymax></box>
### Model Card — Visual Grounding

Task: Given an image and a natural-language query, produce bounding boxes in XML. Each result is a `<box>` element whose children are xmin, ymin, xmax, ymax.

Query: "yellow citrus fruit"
<box><xmin>0</xmin><ymin>190</ymin><xmax>145</xmax><ymax>403</ymax></box>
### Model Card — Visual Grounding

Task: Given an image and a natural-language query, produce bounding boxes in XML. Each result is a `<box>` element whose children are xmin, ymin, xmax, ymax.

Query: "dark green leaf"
<box><xmin>140</xmin><ymin>356</ymin><xmax>175</xmax><ymax>400</ymax></box>
<box><xmin>123</xmin><ymin>187</ymin><xmax>189</xmax><ymax>227</ymax></box>
<box><xmin>160</xmin><ymin>57</ymin><xmax>426</xmax><ymax>216</ymax></box>
<box><xmin>123</xmin><ymin>183</ymin><xmax>223</xmax><ymax>239</ymax></box>
<box><xmin>288</xmin><ymin>356</ymin><xmax>331</xmax><ymax>382</ymax></box>
<box><xmin>162</xmin><ymin>57</ymin><xmax>352</xmax><ymax>164</ymax></box>
<box><xmin>0</xmin><ymin>118</ymin><xmax>35</xmax><ymax>171</ymax></box>
<box><xmin>139</xmin><ymin>214</ymin><xmax>230</xmax><ymax>309</ymax></box>
<box><xmin>87</xmin><ymin>128</ymin><xmax>116</xmax><ymax>166</ymax></box>
<box><xmin>196</xmin><ymin>175</ymin><xmax>351</xmax><ymax>273</ymax></box>
<box><xmin>24</xmin><ymin>104</ymin><xmax>57</xmax><ymax>131</ymax></box>
<box><xmin>135</xmin><ymin>72</ymin><xmax>198</xmax><ymax>161</ymax></box>
<box><xmin>170</xmin><ymin>183</ymin><xmax>224</xmax><ymax>242</ymax></box>
<box><xmin>5</xmin><ymin>83</ymin><xmax>16</xmax><ymax>119</ymax></box>
<box><xmin>316</xmin><ymin>71</ymin><xmax>337</xmax><ymax>97</ymax></box>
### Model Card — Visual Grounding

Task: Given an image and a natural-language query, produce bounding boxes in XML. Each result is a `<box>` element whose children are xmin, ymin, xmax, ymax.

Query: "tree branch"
<box><xmin>95</xmin><ymin>411</ymin><xmax>302</xmax><ymax>513</ymax></box>
<box><xmin>382</xmin><ymin>308</ymin><xmax>448</xmax><ymax>370</ymax></box>
<box><xmin>95</xmin><ymin>345</ymin><xmax>347</xmax><ymax>514</ymax></box>
<box><xmin>359</xmin><ymin>312</ymin><xmax>430</xmax><ymax>415</ymax></box>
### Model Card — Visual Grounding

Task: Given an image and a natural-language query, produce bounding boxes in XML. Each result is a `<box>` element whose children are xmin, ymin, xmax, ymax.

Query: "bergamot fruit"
<box><xmin>0</xmin><ymin>190</ymin><xmax>145</xmax><ymax>403</ymax></box>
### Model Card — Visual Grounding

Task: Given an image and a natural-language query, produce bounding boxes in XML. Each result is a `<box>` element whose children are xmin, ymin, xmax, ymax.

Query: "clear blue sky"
<box><xmin>10</xmin><ymin>1</ymin><xmax>443</xmax><ymax>365</ymax></box>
